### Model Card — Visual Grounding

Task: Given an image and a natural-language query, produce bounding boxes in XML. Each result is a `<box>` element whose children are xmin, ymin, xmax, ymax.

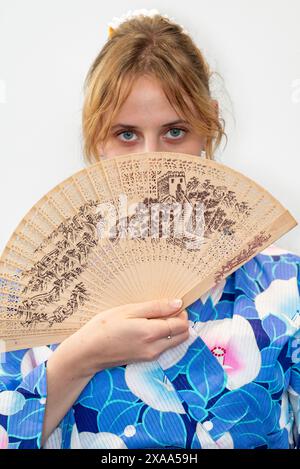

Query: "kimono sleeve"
<box><xmin>287</xmin><ymin>329</ymin><xmax>300</xmax><ymax>449</ymax></box>
<box><xmin>286</xmin><ymin>253</ymin><xmax>300</xmax><ymax>449</ymax></box>
<box><xmin>0</xmin><ymin>345</ymin><xmax>74</xmax><ymax>449</ymax></box>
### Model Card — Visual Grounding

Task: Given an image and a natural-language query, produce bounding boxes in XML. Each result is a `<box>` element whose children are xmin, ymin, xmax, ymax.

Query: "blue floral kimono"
<box><xmin>0</xmin><ymin>244</ymin><xmax>299</xmax><ymax>449</ymax></box>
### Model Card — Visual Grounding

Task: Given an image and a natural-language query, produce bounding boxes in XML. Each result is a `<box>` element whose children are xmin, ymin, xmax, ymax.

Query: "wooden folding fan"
<box><xmin>0</xmin><ymin>151</ymin><xmax>297</xmax><ymax>351</ymax></box>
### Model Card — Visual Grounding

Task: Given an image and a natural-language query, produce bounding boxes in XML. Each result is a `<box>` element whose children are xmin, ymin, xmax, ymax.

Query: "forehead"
<box><xmin>114</xmin><ymin>75</ymin><xmax>181</xmax><ymax>125</ymax></box>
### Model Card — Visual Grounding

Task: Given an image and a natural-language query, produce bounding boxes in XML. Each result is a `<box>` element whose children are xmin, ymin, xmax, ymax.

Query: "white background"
<box><xmin>0</xmin><ymin>0</ymin><xmax>299</xmax><ymax>255</ymax></box>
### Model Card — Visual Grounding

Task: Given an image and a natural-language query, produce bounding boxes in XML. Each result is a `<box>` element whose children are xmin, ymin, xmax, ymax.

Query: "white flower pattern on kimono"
<box><xmin>0</xmin><ymin>390</ymin><xmax>26</xmax><ymax>415</ymax></box>
<box><xmin>71</xmin><ymin>424</ymin><xmax>128</xmax><ymax>449</ymax></box>
<box><xmin>125</xmin><ymin>362</ymin><xmax>186</xmax><ymax>413</ymax></box>
<box><xmin>43</xmin><ymin>427</ymin><xmax>62</xmax><ymax>449</ymax></box>
<box><xmin>255</xmin><ymin>277</ymin><xmax>300</xmax><ymax>333</ymax></box>
<box><xmin>192</xmin><ymin>315</ymin><xmax>261</xmax><ymax>390</ymax></box>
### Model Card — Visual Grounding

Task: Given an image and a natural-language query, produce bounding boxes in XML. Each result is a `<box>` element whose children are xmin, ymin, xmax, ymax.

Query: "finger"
<box><xmin>146</xmin><ymin>314</ymin><xmax>189</xmax><ymax>340</ymax></box>
<box><xmin>166</xmin><ymin>309</ymin><xmax>188</xmax><ymax>320</ymax></box>
<box><xmin>127</xmin><ymin>298</ymin><xmax>183</xmax><ymax>319</ymax></box>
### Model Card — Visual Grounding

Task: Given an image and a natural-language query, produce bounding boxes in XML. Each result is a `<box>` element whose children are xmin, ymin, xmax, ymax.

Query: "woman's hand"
<box><xmin>55</xmin><ymin>298</ymin><xmax>189</xmax><ymax>379</ymax></box>
<box><xmin>42</xmin><ymin>298</ymin><xmax>189</xmax><ymax>447</ymax></box>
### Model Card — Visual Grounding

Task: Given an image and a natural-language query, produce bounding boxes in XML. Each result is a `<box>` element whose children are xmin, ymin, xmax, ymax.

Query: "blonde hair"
<box><xmin>82</xmin><ymin>13</ymin><xmax>227</xmax><ymax>165</ymax></box>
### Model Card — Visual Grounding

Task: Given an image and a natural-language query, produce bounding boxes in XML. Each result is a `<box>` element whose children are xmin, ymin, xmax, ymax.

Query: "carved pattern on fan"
<box><xmin>0</xmin><ymin>151</ymin><xmax>297</xmax><ymax>351</ymax></box>
<box><xmin>9</xmin><ymin>172</ymin><xmax>248</xmax><ymax>329</ymax></box>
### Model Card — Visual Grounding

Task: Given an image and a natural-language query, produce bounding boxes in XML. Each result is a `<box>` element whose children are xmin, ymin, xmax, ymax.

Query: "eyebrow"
<box><xmin>111</xmin><ymin>119</ymin><xmax>189</xmax><ymax>131</ymax></box>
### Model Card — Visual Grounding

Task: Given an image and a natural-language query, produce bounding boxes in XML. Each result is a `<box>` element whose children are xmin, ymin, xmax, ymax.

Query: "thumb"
<box><xmin>128</xmin><ymin>298</ymin><xmax>183</xmax><ymax>319</ymax></box>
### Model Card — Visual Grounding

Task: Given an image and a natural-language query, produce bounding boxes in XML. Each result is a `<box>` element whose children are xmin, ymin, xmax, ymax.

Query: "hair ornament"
<box><xmin>107</xmin><ymin>9</ymin><xmax>189</xmax><ymax>39</ymax></box>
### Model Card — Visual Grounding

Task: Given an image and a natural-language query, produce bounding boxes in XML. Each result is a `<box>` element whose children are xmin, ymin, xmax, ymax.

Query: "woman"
<box><xmin>0</xmin><ymin>10</ymin><xmax>299</xmax><ymax>450</ymax></box>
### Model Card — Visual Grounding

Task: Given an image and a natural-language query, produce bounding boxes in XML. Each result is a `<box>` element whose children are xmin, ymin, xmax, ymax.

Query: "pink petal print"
<box><xmin>0</xmin><ymin>425</ymin><xmax>8</xmax><ymax>449</ymax></box>
<box><xmin>194</xmin><ymin>315</ymin><xmax>261</xmax><ymax>390</ymax></box>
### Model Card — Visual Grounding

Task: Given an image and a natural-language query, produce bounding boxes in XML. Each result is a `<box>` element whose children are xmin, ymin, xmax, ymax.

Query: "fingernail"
<box><xmin>169</xmin><ymin>298</ymin><xmax>182</xmax><ymax>309</ymax></box>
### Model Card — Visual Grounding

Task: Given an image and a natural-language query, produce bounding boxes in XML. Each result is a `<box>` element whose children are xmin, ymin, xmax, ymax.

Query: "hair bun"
<box><xmin>107</xmin><ymin>9</ymin><xmax>160</xmax><ymax>39</ymax></box>
<box><xmin>106</xmin><ymin>9</ymin><xmax>189</xmax><ymax>40</ymax></box>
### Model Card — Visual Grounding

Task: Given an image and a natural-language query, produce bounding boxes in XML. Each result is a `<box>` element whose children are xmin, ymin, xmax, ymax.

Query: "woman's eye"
<box><xmin>165</xmin><ymin>127</ymin><xmax>187</xmax><ymax>139</ymax></box>
<box><xmin>116</xmin><ymin>130</ymin><xmax>138</xmax><ymax>142</ymax></box>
